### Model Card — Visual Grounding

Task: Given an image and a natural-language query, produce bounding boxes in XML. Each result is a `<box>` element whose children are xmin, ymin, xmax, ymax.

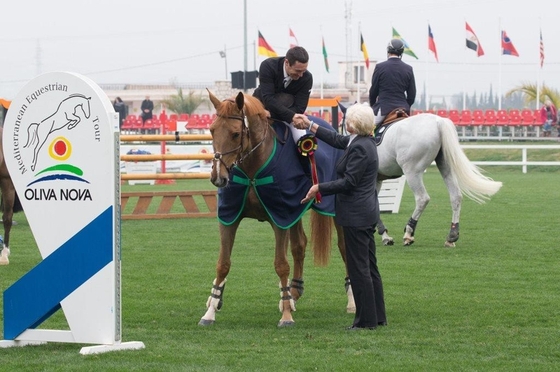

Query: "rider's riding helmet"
<box><xmin>387</xmin><ymin>38</ymin><xmax>405</xmax><ymax>56</ymax></box>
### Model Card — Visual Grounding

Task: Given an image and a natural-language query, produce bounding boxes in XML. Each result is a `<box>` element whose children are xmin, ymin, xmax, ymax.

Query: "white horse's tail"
<box><xmin>438</xmin><ymin>117</ymin><xmax>502</xmax><ymax>204</ymax></box>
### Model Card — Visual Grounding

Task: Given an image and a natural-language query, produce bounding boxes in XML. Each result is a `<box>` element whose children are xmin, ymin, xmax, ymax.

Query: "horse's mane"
<box><xmin>218</xmin><ymin>94</ymin><xmax>269</xmax><ymax>122</ymax></box>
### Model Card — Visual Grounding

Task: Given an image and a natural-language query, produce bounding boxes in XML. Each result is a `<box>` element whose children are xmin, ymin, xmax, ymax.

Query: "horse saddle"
<box><xmin>381</xmin><ymin>108</ymin><xmax>408</xmax><ymax>125</ymax></box>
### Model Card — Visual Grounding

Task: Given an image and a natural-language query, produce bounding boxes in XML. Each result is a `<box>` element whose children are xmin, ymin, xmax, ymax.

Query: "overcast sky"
<box><xmin>1</xmin><ymin>0</ymin><xmax>558</xmax><ymax>102</ymax></box>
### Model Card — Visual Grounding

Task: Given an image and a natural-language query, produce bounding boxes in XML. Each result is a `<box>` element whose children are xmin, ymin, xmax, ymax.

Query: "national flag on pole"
<box><xmin>465</xmin><ymin>22</ymin><xmax>484</xmax><ymax>57</ymax></box>
<box><xmin>428</xmin><ymin>24</ymin><xmax>438</xmax><ymax>62</ymax></box>
<box><xmin>289</xmin><ymin>28</ymin><xmax>299</xmax><ymax>48</ymax></box>
<box><xmin>501</xmin><ymin>30</ymin><xmax>519</xmax><ymax>56</ymax></box>
<box><xmin>392</xmin><ymin>27</ymin><xmax>418</xmax><ymax>59</ymax></box>
<box><xmin>539</xmin><ymin>29</ymin><xmax>544</xmax><ymax>68</ymax></box>
<box><xmin>360</xmin><ymin>32</ymin><xmax>370</xmax><ymax>69</ymax></box>
<box><xmin>322</xmin><ymin>36</ymin><xmax>329</xmax><ymax>73</ymax></box>
<box><xmin>258</xmin><ymin>31</ymin><xmax>277</xmax><ymax>57</ymax></box>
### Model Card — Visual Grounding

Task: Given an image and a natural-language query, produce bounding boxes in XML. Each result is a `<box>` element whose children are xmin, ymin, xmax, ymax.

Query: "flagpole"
<box><xmin>319</xmin><ymin>29</ymin><xmax>324</xmax><ymax>116</ymax></box>
<box><xmin>425</xmin><ymin>21</ymin><xmax>429</xmax><ymax>111</ymax></box>
<box><xmin>498</xmin><ymin>18</ymin><xmax>502</xmax><ymax>110</ymax></box>
<box><xmin>463</xmin><ymin>20</ymin><xmax>466</xmax><ymax>111</ymax></box>
<box><xmin>357</xmin><ymin>23</ymin><xmax>361</xmax><ymax>104</ymax></box>
<box><xmin>536</xmin><ymin>22</ymin><xmax>541</xmax><ymax>109</ymax></box>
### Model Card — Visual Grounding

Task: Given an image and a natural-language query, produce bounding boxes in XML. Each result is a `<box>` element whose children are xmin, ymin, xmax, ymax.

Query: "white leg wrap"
<box><xmin>278</xmin><ymin>282</ymin><xmax>296</xmax><ymax>312</ymax></box>
<box><xmin>346</xmin><ymin>284</ymin><xmax>356</xmax><ymax>313</ymax></box>
<box><xmin>207</xmin><ymin>278</ymin><xmax>227</xmax><ymax>311</ymax></box>
<box><xmin>0</xmin><ymin>247</ymin><xmax>10</xmax><ymax>265</ymax></box>
<box><xmin>200</xmin><ymin>278</ymin><xmax>227</xmax><ymax>323</ymax></box>
<box><xmin>278</xmin><ymin>298</ymin><xmax>296</xmax><ymax>313</ymax></box>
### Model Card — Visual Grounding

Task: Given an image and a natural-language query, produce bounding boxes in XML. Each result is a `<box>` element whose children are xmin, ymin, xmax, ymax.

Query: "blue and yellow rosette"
<box><xmin>297</xmin><ymin>133</ymin><xmax>321</xmax><ymax>203</ymax></box>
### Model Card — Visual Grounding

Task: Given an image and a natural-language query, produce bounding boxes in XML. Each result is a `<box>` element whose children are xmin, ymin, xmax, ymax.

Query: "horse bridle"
<box><xmin>212</xmin><ymin>107</ymin><xmax>269</xmax><ymax>173</ymax></box>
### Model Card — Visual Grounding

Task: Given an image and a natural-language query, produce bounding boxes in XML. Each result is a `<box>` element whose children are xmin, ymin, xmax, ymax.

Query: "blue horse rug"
<box><xmin>217</xmin><ymin>117</ymin><xmax>341</xmax><ymax>229</ymax></box>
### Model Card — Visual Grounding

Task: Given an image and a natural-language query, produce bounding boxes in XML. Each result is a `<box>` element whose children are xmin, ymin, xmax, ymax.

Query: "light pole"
<box><xmin>219</xmin><ymin>45</ymin><xmax>228</xmax><ymax>80</ymax></box>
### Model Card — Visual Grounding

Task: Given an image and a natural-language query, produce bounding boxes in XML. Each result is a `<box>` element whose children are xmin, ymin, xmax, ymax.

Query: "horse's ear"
<box><xmin>337</xmin><ymin>101</ymin><xmax>347</xmax><ymax>114</ymax></box>
<box><xmin>235</xmin><ymin>92</ymin><xmax>244</xmax><ymax>111</ymax></box>
<box><xmin>207</xmin><ymin>88</ymin><xmax>221</xmax><ymax>110</ymax></box>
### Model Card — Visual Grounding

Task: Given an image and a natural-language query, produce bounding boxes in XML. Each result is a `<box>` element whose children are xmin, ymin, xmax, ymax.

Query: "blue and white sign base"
<box><xmin>1</xmin><ymin>71</ymin><xmax>144</xmax><ymax>354</ymax></box>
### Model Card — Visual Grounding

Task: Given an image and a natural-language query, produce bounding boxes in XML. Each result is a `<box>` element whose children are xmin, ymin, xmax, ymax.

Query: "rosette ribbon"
<box><xmin>297</xmin><ymin>133</ymin><xmax>321</xmax><ymax>203</ymax></box>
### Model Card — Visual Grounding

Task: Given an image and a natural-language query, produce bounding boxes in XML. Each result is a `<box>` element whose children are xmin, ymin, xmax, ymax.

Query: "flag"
<box><xmin>258</xmin><ymin>31</ymin><xmax>277</xmax><ymax>57</ymax></box>
<box><xmin>501</xmin><ymin>30</ymin><xmax>519</xmax><ymax>56</ymax></box>
<box><xmin>322</xmin><ymin>36</ymin><xmax>329</xmax><ymax>73</ymax></box>
<box><xmin>428</xmin><ymin>24</ymin><xmax>439</xmax><ymax>62</ymax></box>
<box><xmin>539</xmin><ymin>29</ymin><xmax>544</xmax><ymax>68</ymax></box>
<box><xmin>360</xmin><ymin>32</ymin><xmax>370</xmax><ymax>69</ymax></box>
<box><xmin>289</xmin><ymin>28</ymin><xmax>298</xmax><ymax>48</ymax></box>
<box><xmin>392</xmin><ymin>27</ymin><xmax>418</xmax><ymax>59</ymax></box>
<box><xmin>465</xmin><ymin>22</ymin><xmax>484</xmax><ymax>57</ymax></box>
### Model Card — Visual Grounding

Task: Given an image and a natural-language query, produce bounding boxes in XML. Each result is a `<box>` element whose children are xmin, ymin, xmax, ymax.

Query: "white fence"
<box><xmin>460</xmin><ymin>144</ymin><xmax>560</xmax><ymax>174</ymax></box>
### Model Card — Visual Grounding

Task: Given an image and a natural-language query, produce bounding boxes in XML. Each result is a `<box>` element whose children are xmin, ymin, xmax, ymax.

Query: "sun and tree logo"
<box><xmin>26</xmin><ymin>136</ymin><xmax>89</xmax><ymax>187</ymax></box>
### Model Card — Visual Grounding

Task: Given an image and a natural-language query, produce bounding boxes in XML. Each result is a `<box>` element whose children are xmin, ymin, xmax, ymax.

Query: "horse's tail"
<box><xmin>438</xmin><ymin>117</ymin><xmax>502</xmax><ymax>203</ymax></box>
<box><xmin>309</xmin><ymin>210</ymin><xmax>332</xmax><ymax>266</ymax></box>
<box><xmin>24</xmin><ymin>123</ymin><xmax>39</xmax><ymax>148</ymax></box>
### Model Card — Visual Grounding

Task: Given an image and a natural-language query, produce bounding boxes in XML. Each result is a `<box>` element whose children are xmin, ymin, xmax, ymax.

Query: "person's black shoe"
<box><xmin>378</xmin><ymin>321</ymin><xmax>387</xmax><ymax>326</ymax></box>
<box><xmin>346</xmin><ymin>325</ymin><xmax>376</xmax><ymax>331</ymax></box>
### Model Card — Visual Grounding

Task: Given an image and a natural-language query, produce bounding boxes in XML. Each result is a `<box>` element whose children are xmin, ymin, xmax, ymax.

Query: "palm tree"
<box><xmin>161</xmin><ymin>89</ymin><xmax>208</xmax><ymax>115</ymax></box>
<box><xmin>506</xmin><ymin>82</ymin><xmax>560</xmax><ymax>108</ymax></box>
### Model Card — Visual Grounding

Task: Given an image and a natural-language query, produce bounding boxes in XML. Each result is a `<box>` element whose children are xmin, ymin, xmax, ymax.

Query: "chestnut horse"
<box><xmin>198</xmin><ymin>91</ymin><xmax>352</xmax><ymax>327</ymax></box>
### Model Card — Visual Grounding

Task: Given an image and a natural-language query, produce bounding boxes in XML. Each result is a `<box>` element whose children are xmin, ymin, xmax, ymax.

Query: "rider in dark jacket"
<box><xmin>369</xmin><ymin>39</ymin><xmax>416</xmax><ymax>125</ymax></box>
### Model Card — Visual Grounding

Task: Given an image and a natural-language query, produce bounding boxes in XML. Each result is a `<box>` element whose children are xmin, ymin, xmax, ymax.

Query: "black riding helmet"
<box><xmin>387</xmin><ymin>38</ymin><xmax>405</xmax><ymax>56</ymax></box>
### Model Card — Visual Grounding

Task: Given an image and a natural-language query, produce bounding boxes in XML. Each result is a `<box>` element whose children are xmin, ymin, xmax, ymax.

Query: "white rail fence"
<box><xmin>459</xmin><ymin>145</ymin><xmax>560</xmax><ymax>174</ymax></box>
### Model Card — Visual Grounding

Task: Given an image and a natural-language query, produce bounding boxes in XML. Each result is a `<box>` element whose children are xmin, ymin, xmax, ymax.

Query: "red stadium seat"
<box><xmin>412</xmin><ymin>110</ymin><xmax>423</xmax><ymax>116</ymax></box>
<box><xmin>508</xmin><ymin>113</ymin><xmax>522</xmax><ymax>125</ymax></box>
<box><xmin>484</xmin><ymin>110</ymin><xmax>497</xmax><ymax>125</ymax></box>
<box><xmin>436</xmin><ymin>109</ymin><xmax>448</xmax><ymax>118</ymax></box>
<box><xmin>448</xmin><ymin>111</ymin><xmax>460</xmax><ymax>124</ymax></box>
<box><xmin>472</xmin><ymin>111</ymin><xmax>485</xmax><ymax>125</ymax></box>
<box><xmin>121</xmin><ymin>119</ymin><xmax>135</xmax><ymax>133</ymax></box>
<box><xmin>458</xmin><ymin>110</ymin><xmax>472</xmax><ymax>125</ymax></box>
<box><xmin>533</xmin><ymin>109</ymin><xmax>543</xmax><ymax>124</ymax></box>
<box><xmin>496</xmin><ymin>114</ymin><xmax>509</xmax><ymax>125</ymax></box>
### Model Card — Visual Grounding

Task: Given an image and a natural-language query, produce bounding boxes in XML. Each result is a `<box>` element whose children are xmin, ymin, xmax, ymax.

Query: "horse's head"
<box><xmin>207</xmin><ymin>89</ymin><xmax>270</xmax><ymax>188</ymax></box>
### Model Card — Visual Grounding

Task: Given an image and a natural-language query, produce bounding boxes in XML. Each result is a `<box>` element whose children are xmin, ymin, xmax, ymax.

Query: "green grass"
<box><xmin>1</xmin><ymin>169</ymin><xmax>559</xmax><ymax>371</ymax></box>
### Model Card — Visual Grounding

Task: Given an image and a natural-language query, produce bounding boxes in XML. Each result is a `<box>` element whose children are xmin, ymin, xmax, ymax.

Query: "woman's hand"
<box><xmin>301</xmin><ymin>184</ymin><xmax>319</xmax><ymax>204</ymax></box>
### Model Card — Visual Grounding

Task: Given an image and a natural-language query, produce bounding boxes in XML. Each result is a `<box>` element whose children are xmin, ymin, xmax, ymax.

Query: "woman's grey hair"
<box><xmin>345</xmin><ymin>103</ymin><xmax>375</xmax><ymax>136</ymax></box>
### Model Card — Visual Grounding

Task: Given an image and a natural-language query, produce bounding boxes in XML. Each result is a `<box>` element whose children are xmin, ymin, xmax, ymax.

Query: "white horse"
<box><xmin>339</xmin><ymin>107</ymin><xmax>502</xmax><ymax>247</ymax></box>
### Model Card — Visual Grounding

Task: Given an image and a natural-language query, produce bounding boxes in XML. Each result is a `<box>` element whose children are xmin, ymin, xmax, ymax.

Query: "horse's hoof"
<box><xmin>278</xmin><ymin>320</ymin><xmax>295</xmax><ymax>328</ymax></box>
<box><xmin>382</xmin><ymin>238</ymin><xmax>394</xmax><ymax>246</ymax></box>
<box><xmin>198</xmin><ymin>319</ymin><xmax>215</xmax><ymax>326</ymax></box>
<box><xmin>444</xmin><ymin>241</ymin><xmax>456</xmax><ymax>248</ymax></box>
<box><xmin>403</xmin><ymin>239</ymin><xmax>415</xmax><ymax>246</ymax></box>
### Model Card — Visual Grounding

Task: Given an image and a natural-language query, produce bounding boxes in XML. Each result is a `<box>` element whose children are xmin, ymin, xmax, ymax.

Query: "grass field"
<box><xmin>0</xmin><ymin>167</ymin><xmax>559</xmax><ymax>371</ymax></box>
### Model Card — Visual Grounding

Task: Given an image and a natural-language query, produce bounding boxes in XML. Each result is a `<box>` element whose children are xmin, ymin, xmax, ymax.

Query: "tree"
<box><xmin>161</xmin><ymin>89</ymin><xmax>209</xmax><ymax>114</ymax></box>
<box><xmin>505</xmin><ymin>82</ymin><xmax>560</xmax><ymax>108</ymax></box>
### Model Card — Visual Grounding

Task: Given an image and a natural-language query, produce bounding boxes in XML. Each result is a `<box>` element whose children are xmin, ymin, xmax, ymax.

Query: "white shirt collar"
<box><xmin>347</xmin><ymin>134</ymin><xmax>358</xmax><ymax>147</ymax></box>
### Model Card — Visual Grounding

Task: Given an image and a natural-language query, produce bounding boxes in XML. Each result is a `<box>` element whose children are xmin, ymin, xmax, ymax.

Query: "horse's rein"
<box><xmin>212</xmin><ymin>109</ymin><xmax>269</xmax><ymax>173</ymax></box>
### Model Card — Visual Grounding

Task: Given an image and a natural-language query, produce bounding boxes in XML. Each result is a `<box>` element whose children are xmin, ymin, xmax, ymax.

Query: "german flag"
<box><xmin>258</xmin><ymin>31</ymin><xmax>277</xmax><ymax>57</ymax></box>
